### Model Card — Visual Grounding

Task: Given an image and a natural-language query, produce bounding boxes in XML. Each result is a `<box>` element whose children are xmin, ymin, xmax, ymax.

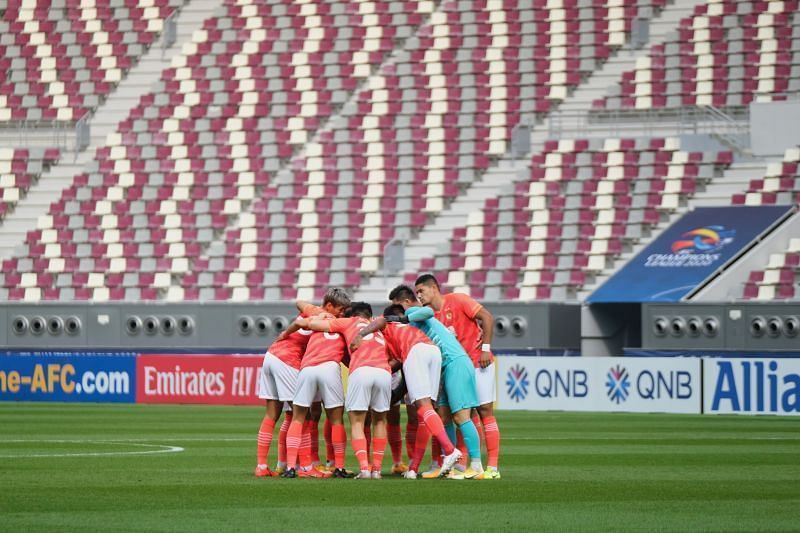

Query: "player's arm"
<box><xmin>475</xmin><ymin>306</ymin><xmax>495</xmax><ymax>368</ymax></box>
<box><xmin>304</xmin><ymin>317</ymin><xmax>334</xmax><ymax>332</ymax></box>
<box><xmin>404</xmin><ymin>305</ymin><xmax>434</xmax><ymax>323</ymax></box>
<box><xmin>349</xmin><ymin>316</ymin><xmax>387</xmax><ymax>352</ymax></box>
<box><xmin>275</xmin><ymin>316</ymin><xmax>310</xmax><ymax>341</ymax></box>
<box><xmin>296</xmin><ymin>300</ymin><xmax>316</xmax><ymax>314</ymax></box>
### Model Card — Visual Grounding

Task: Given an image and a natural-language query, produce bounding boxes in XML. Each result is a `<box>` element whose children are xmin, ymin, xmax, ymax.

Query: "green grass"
<box><xmin>0</xmin><ymin>404</ymin><xmax>798</xmax><ymax>532</ymax></box>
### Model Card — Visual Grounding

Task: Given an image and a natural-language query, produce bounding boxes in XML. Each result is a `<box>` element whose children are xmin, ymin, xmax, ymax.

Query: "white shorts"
<box><xmin>345</xmin><ymin>366</ymin><xmax>391</xmax><ymax>413</ymax></box>
<box><xmin>257</xmin><ymin>352</ymin><xmax>299</xmax><ymax>402</ymax></box>
<box><xmin>403</xmin><ymin>343</ymin><xmax>442</xmax><ymax>404</ymax></box>
<box><xmin>475</xmin><ymin>362</ymin><xmax>497</xmax><ymax>406</ymax></box>
<box><xmin>293</xmin><ymin>361</ymin><xmax>344</xmax><ymax>408</ymax></box>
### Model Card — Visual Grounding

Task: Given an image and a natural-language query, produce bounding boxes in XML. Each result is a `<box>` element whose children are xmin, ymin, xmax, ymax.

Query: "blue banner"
<box><xmin>587</xmin><ymin>206</ymin><xmax>793</xmax><ymax>303</ymax></box>
<box><xmin>0</xmin><ymin>353</ymin><xmax>136</xmax><ymax>403</ymax></box>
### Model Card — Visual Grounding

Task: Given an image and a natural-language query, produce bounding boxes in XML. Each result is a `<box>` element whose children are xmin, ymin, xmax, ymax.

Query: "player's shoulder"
<box><xmin>444</xmin><ymin>291</ymin><xmax>480</xmax><ymax>308</ymax></box>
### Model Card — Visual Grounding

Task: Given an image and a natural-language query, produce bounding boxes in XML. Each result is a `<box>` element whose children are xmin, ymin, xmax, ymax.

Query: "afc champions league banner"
<box><xmin>587</xmin><ymin>205</ymin><xmax>793</xmax><ymax>303</ymax></box>
<box><xmin>498</xmin><ymin>356</ymin><xmax>702</xmax><ymax>414</ymax></box>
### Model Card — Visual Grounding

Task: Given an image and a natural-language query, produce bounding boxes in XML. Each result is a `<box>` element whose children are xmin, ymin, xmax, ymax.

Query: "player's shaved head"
<box><xmin>346</xmin><ymin>302</ymin><xmax>373</xmax><ymax>319</ymax></box>
<box><xmin>388</xmin><ymin>284</ymin><xmax>416</xmax><ymax>303</ymax></box>
<box><xmin>414</xmin><ymin>274</ymin><xmax>440</xmax><ymax>289</ymax></box>
<box><xmin>383</xmin><ymin>304</ymin><xmax>405</xmax><ymax>317</ymax></box>
<box><xmin>323</xmin><ymin>287</ymin><xmax>351</xmax><ymax>308</ymax></box>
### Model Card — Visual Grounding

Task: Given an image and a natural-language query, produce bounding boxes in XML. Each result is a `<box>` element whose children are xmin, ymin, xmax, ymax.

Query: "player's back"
<box><xmin>329</xmin><ymin>317</ymin><xmax>390</xmax><ymax>374</ymax></box>
<box><xmin>383</xmin><ymin>322</ymin><xmax>432</xmax><ymax>363</ymax></box>
<box><xmin>438</xmin><ymin>293</ymin><xmax>484</xmax><ymax>363</ymax></box>
<box><xmin>301</xmin><ymin>330</ymin><xmax>346</xmax><ymax>369</ymax></box>
<box><xmin>405</xmin><ymin>306</ymin><xmax>468</xmax><ymax>367</ymax></box>
<box><xmin>267</xmin><ymin>316</ymin><xmax>312</xmax><ymax>369</ymax></box>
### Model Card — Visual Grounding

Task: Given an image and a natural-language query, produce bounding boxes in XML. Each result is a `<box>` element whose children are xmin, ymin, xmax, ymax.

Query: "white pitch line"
<box><xmin>0</xmin><ymin>440</ymin><xmax>184</xmax><ymax>458</ymax></box>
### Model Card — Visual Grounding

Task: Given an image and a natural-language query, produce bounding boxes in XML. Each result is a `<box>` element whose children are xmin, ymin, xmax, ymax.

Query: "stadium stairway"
<box><xmin>0</xmin><ymin>0</ymin><xmax>218</xmax><ymax>261</ymax></box>
<box><xmin>354</xmin><ymin>0</ymin><xmax>714</xmax><ymax>302</ymax></box>
<box><xmin>687</xmin><ymin>158</ymin><xmax>769</xmax><ymax>207</ymax></box>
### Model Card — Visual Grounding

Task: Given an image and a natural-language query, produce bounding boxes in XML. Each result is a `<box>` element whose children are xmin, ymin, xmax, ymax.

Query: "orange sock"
<box><xmin>364</xmin><ymin>424</ymin><xmax>372</xmax><ymax>459</ymax></box>
<box><xmin>388</xmin><ymin>424</ymin><xmax>402</xmax><ymax>463</ymax></box>
<box><xmin>409</xmin><ymin>422</ymin><xmax>430</xmax><ymax>472</ymax></box>
<box><xmin>405</xmin><ymin>421</ymin><xmax>417</xmax><ymax>462</ymax></box>
<box><xmin>332</xmin><ymin>423</ymin><xmax>347</xmax><ymax>469</ymax></box>
<box><xmin>285</xmin><ymin>420</ymin><xmax>303</xmax><ymax>469</ymax></box>
<box><xmin>257</xmin><ymin>416</ymin><xmax>276</xmax><ymax>465</ymax></box>
<box><xmin>431</xmin><ymin>437</ymin><xmax>441</xmax><ymax>466</ymax></box>
<box><xmin>310</xmin><ymin>420</ymin><xmax>320</xmax><ymax>464</ymax></box>
<box><xmin>483</xmin><ymin>415</ymin><xmax>500</xmax><ymax>468</ymax></box>
<box><xmin>299</xmin><ymin>420</ymin><xmax>315</xmax><ymax>468</ymax></box>
<box><xmin>352</xmin><ymin>437</ymin><xmax>369</xmax><ymax>471</ymax></box>
<box><xmin>278</xmin><ymin>413</ymin><xmax>292</xmax><ymax>464</ymax></box>
<box><xmin>417</xmin><ymin>406</ymin><xmax>455</xmax><ymax>455</ymax></box>
<box><xmin>371</xmin><ymin>437</ymin><xmax>387</xmax><ymax>472</ymax></box>
<box><xmin>472</xmin><ymin>413</ymin><xmax>485</xmax><ymax>445</ymax></box>
<box><xmin>324</xmin><ymin>418</ymin><xmax>334</xmax><ymax>464</ymax></box>
<box><xmin>456</xmin><ymin>427</ymin><xmax>468</xmax><ymax>466</ymax></box>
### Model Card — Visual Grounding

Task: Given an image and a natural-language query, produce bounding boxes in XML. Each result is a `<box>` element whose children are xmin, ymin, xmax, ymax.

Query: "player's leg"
<box><xmin>346</xmin><ymin>367</ymin><xmax>376</xmax><ymax>478</ymax></box>
<box><xmin>309</xmin><ymin>401</ymin><xmax>323</xmax><ymax>467</ymax></box>
<box><xmin>257</xmin><ymin>354</ymin><xmax>297</xmax><ymax>477</ymax></box>
<box><xmin>314</xmin><ymin>361</ymin><xmax>346</xmax><ymax>478</ymax></box>
<box><xmin>283</xmin><ymin>403</ymin><xmax>309</xmax><ymax>477</ymax></box>
<box><xmin>283</xmin><ymin>365</ymin><xmax>316</xmax><ymax>478</ymax></box>
<box><xmin>276</xmin><ymin>402</ymin><xmax>292</xmax><ymax>472</ymax></box>
<box><xmin>476</xmin><ymin>361</ymin><xmax>501</xmax><ymax>478</ymax></box>
<box><xmin>442</xmin><ymin>357</ymin><xmax>483</xmax><ymax>477</ymax></box>
<box><xmin>324</xmin><ymin>405</ymin><xmax>348</xmax><ymax>476</ymax></box>
<box><xmin>387</xmin><ymin>396</ymin><xmax>405</xmax><ymax>474</ymax></box>
<box><xmin>368</xmin><ymin>368</ymin><xmax>392</xmax><ymax>478</ymax></box>
<box><xmin>405</xmin><ymin>403</ymin><xmax>417</xmax><ymax>464</ymax></box>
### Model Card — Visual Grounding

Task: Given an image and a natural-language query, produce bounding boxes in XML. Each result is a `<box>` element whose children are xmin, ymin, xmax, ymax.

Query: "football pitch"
<box><xmin>1</xmin><ymin>404</ymin><xmax>798</xmax><ymax>532</ymax></box>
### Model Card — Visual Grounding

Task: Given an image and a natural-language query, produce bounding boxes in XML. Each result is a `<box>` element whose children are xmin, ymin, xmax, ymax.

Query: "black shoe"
<box><xmin>281</xmin><ymin>468</ymin><xmax>297</xmax><ymax>478</ymax></box>
<box><xmin>332</xmin><ymin>468</ymin><xmax>352</xmax><ymax>478</ymax></box>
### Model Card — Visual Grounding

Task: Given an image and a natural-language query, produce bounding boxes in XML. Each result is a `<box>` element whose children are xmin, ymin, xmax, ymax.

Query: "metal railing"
<box><xmin>548</xmin><ymin>105</ymin><xmax>751</xmax><ymax>151</ymax></box>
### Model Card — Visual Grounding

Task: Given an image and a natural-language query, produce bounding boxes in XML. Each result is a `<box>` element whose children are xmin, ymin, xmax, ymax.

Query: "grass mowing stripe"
<box><xmin>1</xmin><ymin>404</ymin><xmax>798</xmax><ymax>532</ymax></box>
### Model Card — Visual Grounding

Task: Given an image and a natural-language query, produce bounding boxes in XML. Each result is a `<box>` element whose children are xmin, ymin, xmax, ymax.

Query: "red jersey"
<box><xmin>328</xmin><ymin>317</ymin><xmax>390</xmax><ymax>374</ymax></box>
<box><xmin>434</xmin><ymin>292</ymin><xmax>494</xmax><ymax>368</ymax></box>
<box><xmin>267</xmin><ymin>314</ymin><xmax>312</xmax><ymax>370</ymax></box>
<box><xmin>383</xmin><ymin>322</ymin><xmax>434</xmax><ymax>363</ymax></box>
<box><xmin>301</xmin><ymin>330</ymin><xmax>347</xmax><ymax>369</ymax></box>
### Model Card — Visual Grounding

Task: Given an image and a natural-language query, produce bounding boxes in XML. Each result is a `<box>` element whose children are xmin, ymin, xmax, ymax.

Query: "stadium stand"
<box><xmin>736</xmin><ymin>146</ymin><xmax>800</xmax><ymax>300</ymax></box>
<box><xmin>0</xmin><ymin>0</ymin><xmax>798</xmax><ymax>303</ymax></box>
<box><xmin>0</xmin><ymin>0</ymin><xmax>183</xmax><ymax>123</ymax></box>
<box><xmin>593</xmin><ymin>0</ymin><xmax>800</xmax><ymax>112</ymax></box>
<box><xmin>403</xmin><ymin>137</ymin><xmax>733</xmax><ymax>299</ymax></box>
<box><xmin>0</xmin><ymin>147</ymin><xmax>59</xmax><ymax>221</ymax></box>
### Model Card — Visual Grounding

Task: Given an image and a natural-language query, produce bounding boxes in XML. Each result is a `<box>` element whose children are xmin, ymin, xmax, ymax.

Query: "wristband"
<box><xmin>481</xmin><ymin>343</ymin><xmax>491</xmax><ymax>352</ymax></box>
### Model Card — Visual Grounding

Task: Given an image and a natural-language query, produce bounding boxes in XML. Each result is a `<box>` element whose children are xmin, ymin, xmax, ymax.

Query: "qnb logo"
<box><xmin>671</xmin><ymin>226</ymin><xmax>735</xmax><ymax>255</ymax></box>
<box><xmin>506</xmin><ymin>364</ymin><xmax>530</xmax><ymax>403</ymax></box>
<box><xmin>606</xmin><ymin>365</ymin><xmax>631</xmax><ymax>404</ymax></box>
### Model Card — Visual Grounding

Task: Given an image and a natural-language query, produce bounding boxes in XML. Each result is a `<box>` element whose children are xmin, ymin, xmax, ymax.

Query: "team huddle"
<box><xmin>254</xmin><ymin>274</ymin><xmax>502</xmax><ymax>480</ymax></box>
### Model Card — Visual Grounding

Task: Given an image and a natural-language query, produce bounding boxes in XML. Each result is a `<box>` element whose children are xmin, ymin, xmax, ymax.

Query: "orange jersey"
<box><xmin>267</xmin><ymin>314</ymin><xmax>312</xmax><ymax>370</ymax></box>
<box><xmin>301</xmin><ymin>330</ymin><xmax>347</xmax><ymax>369</ymax></box>
<box><xmin>383</xmin><ymin>322</ymin><xmax>434</xmax><ymax>363</ymax></box>
<box><xmin>434</xmin><ymin>292</ymin><xmax>493</xmax><ymax>368</ymax></box>
<box><xmin>328</xmin><ymin>317</ymin><xmax>390</xmax><ymax>374</ymax></box>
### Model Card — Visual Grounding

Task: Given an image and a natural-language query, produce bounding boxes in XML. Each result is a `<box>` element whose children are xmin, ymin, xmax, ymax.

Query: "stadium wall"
<box><xmin>0</xmin><ymin>301</ymin><xmax>581</xmax><ymax>351</ymax></box>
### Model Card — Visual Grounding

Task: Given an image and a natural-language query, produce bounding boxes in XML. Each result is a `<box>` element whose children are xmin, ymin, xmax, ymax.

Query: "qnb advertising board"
<box><xmin>587</xmin><ymin>205</ymin><xmax>793</xmax><ymax>303</ymax></box>
<box><xmin>704</xmin><ymin>358</ymin><xmax>800</xmax><ymax>416</ymax></box>
<box><xmin>498</xmin><ymin>356</ymin><xmax>701</xmax><ymax>414</ymax></box>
